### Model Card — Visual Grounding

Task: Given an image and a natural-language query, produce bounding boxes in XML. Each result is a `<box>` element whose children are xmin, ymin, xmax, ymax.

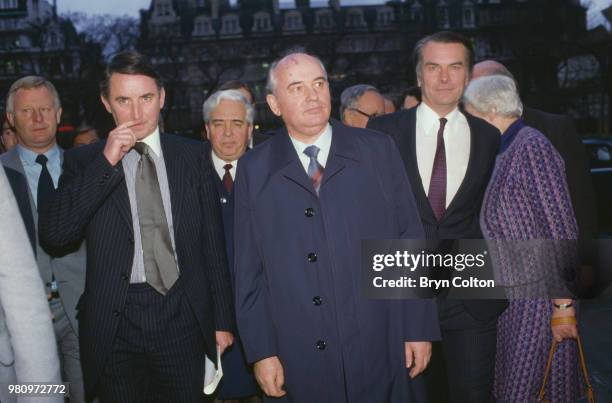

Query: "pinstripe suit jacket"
<box><xmin>38</xmin><ymin>135</ymin><xmax>234</xmax><ymax>398</ymax></box>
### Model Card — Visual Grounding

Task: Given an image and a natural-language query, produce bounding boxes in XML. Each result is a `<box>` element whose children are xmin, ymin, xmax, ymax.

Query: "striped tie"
<box><xmin>303</xmin><ymin>145</ymin><xmax>324</xmax><ymax>195</ymax></box>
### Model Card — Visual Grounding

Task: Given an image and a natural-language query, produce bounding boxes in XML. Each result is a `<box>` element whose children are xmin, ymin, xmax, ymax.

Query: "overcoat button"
<box><xmin>307</xmin><ymin>253</ymin><xmax>317</xmax><ymax>262</ymax></box>
<box><xmin>316</xmin><ymin>340</ymin><xmax>326</xmax><ymax>350</ymax></box>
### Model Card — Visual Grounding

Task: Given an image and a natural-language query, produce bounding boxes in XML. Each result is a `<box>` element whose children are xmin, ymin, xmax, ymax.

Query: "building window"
<box><xmin>409</xmin><ymin>2</ymin><xmax>422</xmax><ymax>22</ymax></box>
<box><xmin>156</xmin><ymin>1</ymin><xmax>172</xmax><ymax>17</ymax></box>
<box><xmin>377</xmin><ymin>7</ymin><xmax>394</xmax><ymax>26</ymax></box>
<box><xmin>437</xmin><ymin>7</ymin><xmax>449</xmax><ymax>28</ymax></box>
<box><xmin>345</xmin><ymin>10</ymin><xmax>365</xmax><ymax>28</ymax></box>
<box><xmin>193</xmin><ymin>17</ymin><xmax>213</xmax><ymax>36</ymax></box>
<box><xmin>0</xmin><ymin>0</ymin><xmax>18</xmax><ymax>9</ymax></box>
<box><xmin>463</xmin><ymin>8</ymin><xmax>474</xmax><ymax>28</ymax></box>
<box><xmin>284</xmin><ymin>11</ymin><xmax>303</xmax><ymax>31</ymax></box>
<box><xmin>252</xmin><ymin>12</ymin><xmax>272</xmax><ymax>32</ymax></box>
<box><xmin>221</xmin><ymin>14</ymin><xmax>242</xmax><ymax>35</ymax></box>
<box><xmin>316</xmin><ymin>11</ymin><xmax>334</xmax><ymax>30</ymax></box>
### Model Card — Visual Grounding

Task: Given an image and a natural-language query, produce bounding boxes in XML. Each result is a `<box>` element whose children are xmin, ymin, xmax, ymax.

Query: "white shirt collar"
<box><xmin>138</xmin><ymin>127</ymin><xmax>162</xmax><ymax>157</ymax></box>
<box><xmin>417</xmin><ymin>102</ymin><xmax>461</xmax><ymax>135</ymax></box>
<box><xmin>210</xmin><ymin>150</ymin><xmax>238</xmax><ymax>181</ymax></box>
<box><xmin>289</xmin><ymin>123</ymin><xmax>333</xmax><ymax>169</ymax></box>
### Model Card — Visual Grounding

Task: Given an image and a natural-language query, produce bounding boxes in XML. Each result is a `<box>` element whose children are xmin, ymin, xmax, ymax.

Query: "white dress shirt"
<box><xmin>416</xmin><ymin>103</ymin><xmax>470</xmax><ymax>207</ymax></box>
<box><xmin>211</xmin><ymin>152</ymin><xmax>238</xmax><ymax>182</ymax></box>
<box><xmin>122</xmin><ymin>127</ymin><xmax>179</xmax><ymax>283</ymax></box>
<box><xmin>289</xmin><ymin>123</ymin><xmax>333</xmax><ymax>173</ymax></box>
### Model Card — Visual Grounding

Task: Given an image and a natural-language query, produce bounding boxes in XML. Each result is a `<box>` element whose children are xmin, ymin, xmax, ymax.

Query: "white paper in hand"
<box><xmin>203</xmin><ymin>345</ymin><xmax>223</xmax><ymax>395</ymax></box>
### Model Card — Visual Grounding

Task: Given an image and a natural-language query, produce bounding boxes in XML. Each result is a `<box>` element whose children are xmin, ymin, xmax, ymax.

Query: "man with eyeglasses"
<box><xmin>339</xmin><ymin>84</ymin><xmax>385</xmax><ymax>128</ymax></box>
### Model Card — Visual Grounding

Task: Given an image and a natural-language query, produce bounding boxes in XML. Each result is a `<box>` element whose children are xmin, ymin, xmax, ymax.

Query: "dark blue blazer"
<box><xmin>234</xmin><ymin>120</ymin><xmax>440</xmax><ymax>403</ymax></box>
<box><xmin>38</xmin><ymin>136</ymin><xmax>234</xmax><ymax>398</ymax></box>
<box><xmin>211</xmin><ymin>158</ymin><xmax>258</xmax><ymax>399</ymax></box>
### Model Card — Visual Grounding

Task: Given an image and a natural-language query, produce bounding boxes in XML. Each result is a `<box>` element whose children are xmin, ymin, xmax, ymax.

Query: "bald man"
<box><xmin>234</xmin><ymin>51</ymin><xmax>439</xmax><ymax>403</ymax></box>
<box><xmin>472</xmin><ymin>60</ymin><xmax>598</xmax><ymax>244</ymax></box>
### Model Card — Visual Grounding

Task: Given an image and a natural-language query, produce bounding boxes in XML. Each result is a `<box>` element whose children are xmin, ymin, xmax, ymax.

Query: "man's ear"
<box><xmin>55</xmin><ymin>107</ymin><xmax>63</xmax><ymax>124</ymax></box>
<box><xmin>100</xmin><ymin>94</ymin><xmax>112</xmax><ymax>114</ymax></box>
<box><xmin>247</xmin><ymin>123</ymin><xmax>254</xmax><ymax>143</ymax></box>
<box><xmin>6</xmin><ymin>112</ymin><xmax>15</xmax><ymax>128</ymax></box>
<box><xmin>204</xmin><ymin>123</ymin><xmax>211</xmax><ymax>140</ymax></box>
<box><xmin>266</xmin><ymin>94</ymin><xmax>282</xmax><ymax>117</ymax></box>
<box><xmin>159</xmin><ymin>87</ymin><xmax>166</xmax><ymax>109</ymax></box>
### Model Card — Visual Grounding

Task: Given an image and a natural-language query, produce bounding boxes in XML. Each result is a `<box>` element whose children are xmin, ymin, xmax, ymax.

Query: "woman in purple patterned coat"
<box><xmin>463</xmin><ymin>75</ymin><xmax>582</xmax><ymax>402</ymax></box>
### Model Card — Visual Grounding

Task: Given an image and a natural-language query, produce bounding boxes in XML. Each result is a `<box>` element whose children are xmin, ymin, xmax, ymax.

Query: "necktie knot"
<box><xmin>223</xmin><ymin>163</ymin><xmax>233</xmax><ymax>172</ymax></box>
<box><xmin>439</xmin><ymin>117</ymin><xmax>448</xmax><ymax>129</ymax></box>
<box><xmin>36</xmin><ymin>154</ymin><xmax>48</xmax><ymax>166</ymax></box>
<box><xmin>303</xmin><ymin>145</ymin><xmax>320</xmax><ymax>160</ymax></box>
<box><xmin>133</xmin><ymin>142</ymin><xmax>149</xmax><ymax>156</ymax></box>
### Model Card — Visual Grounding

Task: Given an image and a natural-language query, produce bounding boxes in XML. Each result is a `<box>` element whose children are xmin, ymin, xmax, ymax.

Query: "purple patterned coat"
<box><xmin>481</xmin><ymin>126</ymin><xmax>582</xmax><ymax>402</ymax></box>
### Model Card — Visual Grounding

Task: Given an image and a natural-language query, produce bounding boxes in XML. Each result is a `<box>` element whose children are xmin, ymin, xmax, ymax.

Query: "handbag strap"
<box><xmin>537</xmin><ymin>336</ymin><xmax>595</xmax><ymax>403</ymax></box>
<box><xmin>576</xmin><ymin>335</ymin><xmax>595</xmax><ymax>403</ymax></box>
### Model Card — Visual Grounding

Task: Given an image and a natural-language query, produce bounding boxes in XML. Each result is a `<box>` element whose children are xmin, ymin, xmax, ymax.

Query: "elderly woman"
<box><xmin>463</xmin><ymin>75</ymin><xmax>581</xmax><ymax>402</ymax></box>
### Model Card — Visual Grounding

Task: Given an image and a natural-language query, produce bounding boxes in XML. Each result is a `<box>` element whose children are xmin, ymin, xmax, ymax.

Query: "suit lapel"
<box><xmin>269</xmin><ymin>127</ymin><xmax>318</xmax><ymax>197</ymax></box>
<box><xmin>402</xmin><ymin>110</ymin><xmax>437</xmax><ymax>222</ymax></box>
<box><xmin>2</xmin><ymin>148</ymin><xmax>39</xmax><ymax>224</ymax></box>
<box><xmin>110</xmin><ymin>160</ymin><xmax>134</xmax><ymax>234</ymax></box>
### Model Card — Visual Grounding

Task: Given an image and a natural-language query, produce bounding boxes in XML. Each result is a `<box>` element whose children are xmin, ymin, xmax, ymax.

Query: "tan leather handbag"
<box><xmin>537</xmin><ymin>333</ymin><xmax>595</xmax><ymax>403</ymax></box>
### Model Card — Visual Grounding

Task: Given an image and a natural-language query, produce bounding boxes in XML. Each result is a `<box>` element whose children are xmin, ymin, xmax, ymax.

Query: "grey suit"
<box><xmin>1</xmin><ymin>147</ymin><xmax>86</xmax><ymax>402</ymax></box>
<box><xmin>0</xmin><ymin>167</ymin><xmax>62</xmax><ymax>403</ymax></box>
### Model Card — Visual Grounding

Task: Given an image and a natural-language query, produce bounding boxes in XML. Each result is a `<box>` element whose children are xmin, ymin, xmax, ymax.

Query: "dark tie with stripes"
<box><xmin>303</xmin><ymin>145</ymin><xmax>324</xmax><ymax>195</ymax></box>
<box><xmin>428</xmin><ymin>117</ymin><xmax>448</xmax><ymax>221</ymax></box>
<box><xmin>133</xmin><ymin>142</ymin><xmax>178</xmax><ymax>295</ymax></box>
<box><xmin>35</xmin><ymin>154</ymin><xmax>55</xmax><ymax>211</ymax></box>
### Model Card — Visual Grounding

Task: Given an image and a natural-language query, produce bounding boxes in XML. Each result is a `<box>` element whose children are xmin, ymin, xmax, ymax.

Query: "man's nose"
<box><xmin>32</xmin><ymin>109</ymin><xmax>43</xmax><ymax>123</ymax></box>
<box><xmin>131</xmin><ymin>103</ymin><xmax>142</xmax><ymax>121</ymax></box>
<box><xmin>305</xmin><ymin>85</ymin><xmax>319</xmax><ymax>101</ymax></box>
<box><xmin>440</xmin><ymin>68</ymin><xmax>450</xmax><ymax>83</ymax></box>
<box><xmin>222</xmin><ymin>122</ymin><xmax>232</xmax><ymax>137</ymax></box>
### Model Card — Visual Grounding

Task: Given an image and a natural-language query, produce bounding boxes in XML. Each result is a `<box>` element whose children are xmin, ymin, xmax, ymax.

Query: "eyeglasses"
<box><xmin>348</xmin><ymin>107</ymin><xmax>382</xmax><ymax>120</ymax></box>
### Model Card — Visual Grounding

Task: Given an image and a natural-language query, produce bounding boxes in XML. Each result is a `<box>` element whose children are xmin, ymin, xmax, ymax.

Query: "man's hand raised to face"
<box><xmin>103</xmin><ymin>120</ymin><xmax>142</xmax><ymax>166</ymax></box>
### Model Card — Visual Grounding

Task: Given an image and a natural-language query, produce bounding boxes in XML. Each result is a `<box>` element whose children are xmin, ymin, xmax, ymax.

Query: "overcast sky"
<box><xmin>57</xmin><ymin>0</ymin><xmax>611</xmax><ymax>29</ymax></box>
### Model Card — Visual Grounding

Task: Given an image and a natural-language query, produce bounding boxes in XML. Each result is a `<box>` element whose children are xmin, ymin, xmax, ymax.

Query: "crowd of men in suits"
<box><xmin>0</xmin><ymin>29</ymin><xmax>597</xmax><ymax>403</ymax></box>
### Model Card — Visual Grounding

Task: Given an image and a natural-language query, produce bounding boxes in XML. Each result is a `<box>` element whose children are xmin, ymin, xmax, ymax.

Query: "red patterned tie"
<box><xmin>303</xmin><ymin>145</ymin><xmax>324</xmax><ymax>195</ymax></box>
<box><xmin>223</xmin><ymin>163</ymin><xmax>233</xmax><ymax>193</ymax></box>
<box><xmin>428</xmin><ymin>118</ymin><xmax>448</xmax><ymax>221</ymax></box>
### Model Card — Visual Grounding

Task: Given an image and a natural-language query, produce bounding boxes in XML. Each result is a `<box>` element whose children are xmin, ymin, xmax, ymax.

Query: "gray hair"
<box><xmin>463</xmin><ymin>75</ymin><xmax>523</xmax><ymax>118</ymax></box>
<box><xmin>339</xmin><ymin>84</ymin><xmax>379</xmax><ymax>119</ymax></box>
<box><xmin>203</xmin><ymin>89</ymin><xmax>254</xmax><ymax>124</ymax></box>
<box><xmin>5</xmin><ymin>76</ymin><xmax>61</xmax><ymax>113</ymax></box>
<box><xmin>266</xmin><ymin>51</ymin><xmax>328</xmax><ymax>95</ymax></box>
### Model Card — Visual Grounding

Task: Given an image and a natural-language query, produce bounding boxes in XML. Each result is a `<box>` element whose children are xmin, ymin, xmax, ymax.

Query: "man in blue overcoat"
<box><xmin>233</xmin><ymin>51</ymin><xmax>441</xmax><ymax>403</ymax></box>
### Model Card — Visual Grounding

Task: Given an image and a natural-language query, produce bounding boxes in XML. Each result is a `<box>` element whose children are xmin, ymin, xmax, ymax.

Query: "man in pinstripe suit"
<box><xmin>39</xmin><ymin>51</ymin><xmax>234</xmax><ymax>403</ymax></box>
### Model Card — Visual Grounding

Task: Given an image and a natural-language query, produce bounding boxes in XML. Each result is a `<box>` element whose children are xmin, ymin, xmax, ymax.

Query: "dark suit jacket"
<box><xmin>368</xmin><ymin>108</ymin><xmax>507</xmax><ymax>322</ymax></box>
<box><xmin>234</xmin><ymin>120</ymin><xmax>440</xmax><ymax>403</ymax></box>
<box><xmin>522</xmin><ymin>107</ymin><xmax>598</xmax><ymax>240</ymax></box>
<box><xmin>38</xmin><ymin>135</ymin><xmax>234</xmax><ymax>398</ymax></box>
